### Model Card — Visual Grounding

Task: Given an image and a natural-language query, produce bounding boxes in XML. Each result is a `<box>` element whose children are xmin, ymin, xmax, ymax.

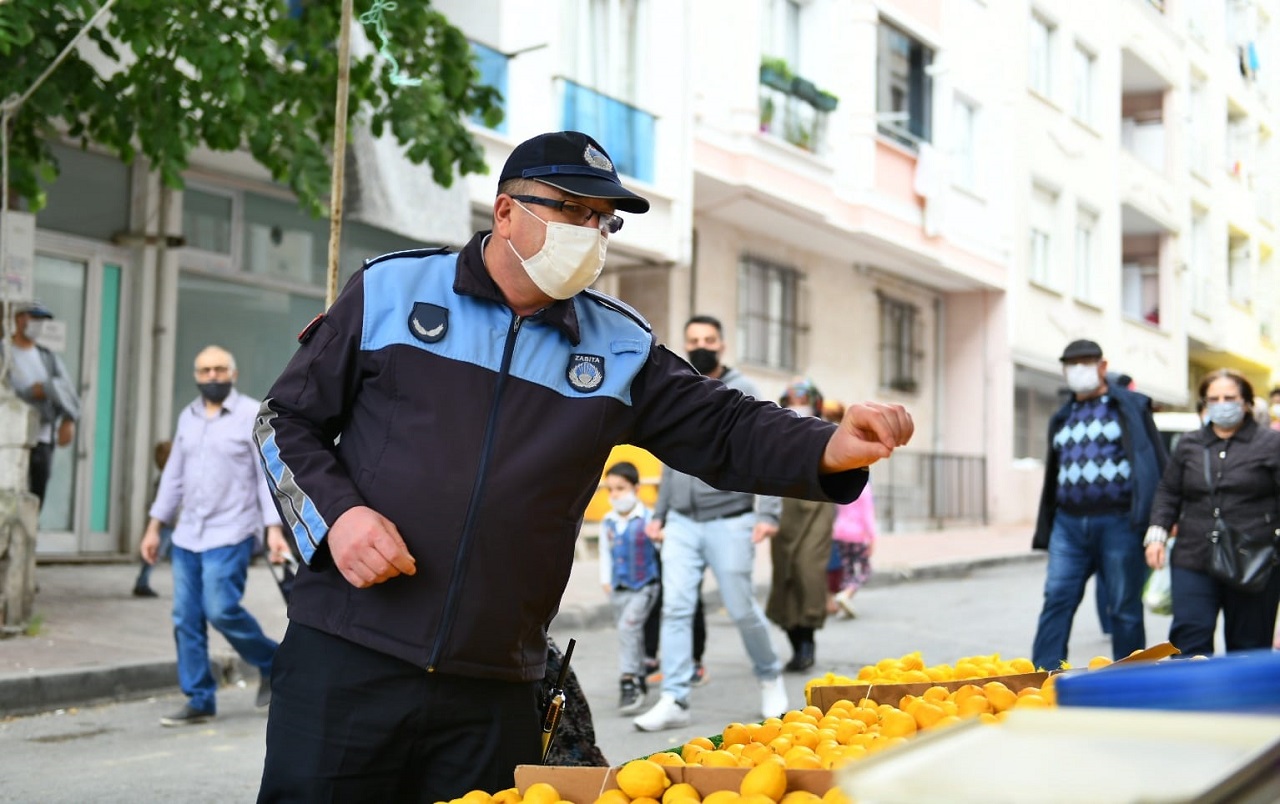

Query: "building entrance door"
<box><xmin>32</xmin><ymin>238</ymin><xmax>130</xmax><ymax>555</ymax></box>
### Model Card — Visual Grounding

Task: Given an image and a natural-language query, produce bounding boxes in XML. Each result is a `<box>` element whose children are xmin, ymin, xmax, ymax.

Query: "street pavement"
<box><xmin>0</xmin><ymin>522</ymin><xmax>1038</xmax><ymax>718</ymax></box>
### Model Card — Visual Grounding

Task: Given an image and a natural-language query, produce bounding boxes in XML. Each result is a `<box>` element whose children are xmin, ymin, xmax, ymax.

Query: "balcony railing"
<box><xmin>874</xmin><ymin>452</ymin><xmax>988</xmax><ymax>531</ymax></box>
<box><xmin>469</xmin><ymin>41</ymin><xmax>509</xmax><ymax>133</ymax></box>
<box><xmin>758</xmin><ymin>63</ymin><xmax>837</xmax><ymax>153</ymax></box>
<box><xmin>559</xmin><ymin>78</ymin><xmax>655</xmax><ymax>183</ymax></box>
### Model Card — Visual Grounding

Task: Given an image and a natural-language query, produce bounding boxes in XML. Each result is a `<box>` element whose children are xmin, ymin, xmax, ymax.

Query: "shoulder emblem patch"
<box><xmin>408</xmin><ymin>302</ymin><xmax>448</xmax><ymax>344</ymax></box>
<box><xmin>298</xmin><ymin>313</ymin><xmax>325</xmax><ymax>344</ymax></box>
<box><xmin>567</xmin><ymin>353</ymin><xmax>605</xmax><ymax>393</ymax></box>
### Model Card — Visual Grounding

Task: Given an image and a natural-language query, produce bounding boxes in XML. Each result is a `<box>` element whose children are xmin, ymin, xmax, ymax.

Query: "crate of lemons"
<box><xmin>453</xmin><ymin>651</ymin><xmax>1118</xmax><ymax>804</ymax></box>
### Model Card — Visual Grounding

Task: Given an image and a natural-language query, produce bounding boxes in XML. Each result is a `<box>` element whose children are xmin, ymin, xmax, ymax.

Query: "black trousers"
<box><xmin>257</xmin><ymin>623</ymin><xmax>541</xmax><ymax>802</ymax></box>
<box><xmin>1169</xmin><ymin>564</ymin><xmax>1280</xmax><ymax>655</ymax></box>
<box><xmin>29</xmin><ymin>441</ymin><xmax>52</xmax><ymax>509</ymax></box>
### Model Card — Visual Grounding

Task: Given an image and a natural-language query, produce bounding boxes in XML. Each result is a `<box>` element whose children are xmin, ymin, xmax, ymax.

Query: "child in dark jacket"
<box><xmin>598</xmin><ymin>461</ymin><xmax>660</xmax><ymax>714</ymax></box>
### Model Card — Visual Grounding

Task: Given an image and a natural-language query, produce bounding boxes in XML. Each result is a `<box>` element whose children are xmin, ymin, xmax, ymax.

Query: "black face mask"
<box><xmin>686</xmin><ymin>348</ymin><xmax>720</xmax><ymax>375</ymax></box>
<box><xmin>197</xmin><ymin>381</ymin><xmax>233</xmax><ymax>404</ymax></box>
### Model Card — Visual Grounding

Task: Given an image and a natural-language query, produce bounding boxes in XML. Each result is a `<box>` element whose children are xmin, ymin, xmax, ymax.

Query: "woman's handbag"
<box><xmin>1203</xmin><ymin>447</ymin><xmax>1279</xmax><ymax>594</ymax></box>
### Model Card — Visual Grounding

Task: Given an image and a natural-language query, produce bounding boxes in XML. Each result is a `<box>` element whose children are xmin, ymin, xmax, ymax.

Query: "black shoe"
<box><xmin>132</xmin><ymin>585</ymin><xmax>158</xmax><ymax>598</ymax></box>
<box><xmin>784</xmin><ymin>644</ymin><xmax>816</xmax><ymax>673</ymax></box>
<box><xmin>619</xmin><ymin>676</ymin><xmax>646</xmax><ymax>715</ymax></box>
<box><xmin>160</xmin><ymin>704</ymin><xmax>214</xmax><ymax>727</ymax></box>
<box><xmin>255</xmin><ymin>674</ymin><xmax>272</xmax><ymax>708</ymax></box>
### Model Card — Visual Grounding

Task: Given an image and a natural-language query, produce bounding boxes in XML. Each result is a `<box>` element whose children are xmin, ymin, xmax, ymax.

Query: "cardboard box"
<box><xmin>513</xmin><ymin>765</ymin><xmax>835</xmax><ymax>802</ymax></box>
<box><xmin>806</xmin><ymin>643</ymin><xmax>1179</xmax><ymax>714</ymax></box>
<box><xmin>807</xmin><ymin>671</ymin><xmax>1049</xmax><ymax>713</ymax></box>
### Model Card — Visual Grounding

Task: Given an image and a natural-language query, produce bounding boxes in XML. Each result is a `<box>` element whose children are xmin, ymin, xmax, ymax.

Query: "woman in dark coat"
<box><xmin>1145</xmin><ymin>368</ymin><xmax>1280</xmax><ymax>655</ymax></box>
<box><xmin>766</xmin><ymin>379</ymin><xmax>836</xmax><ymax>673</ymax></box>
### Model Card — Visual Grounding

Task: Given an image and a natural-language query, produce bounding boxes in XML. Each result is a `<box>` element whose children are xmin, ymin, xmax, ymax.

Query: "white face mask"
<box><xmin>610</xmin><ymin>492</ymin><xmax>637</xmax><ymax>514</ymax></box>
<box><xmin>508</xmin><ymin>200</ymin><xmax>608</xmax><ymax>300</ymax></box>
<box><xmin>1064</xmin><ymin>363</ymin><xmax>1101</xmax><ymax>395</ymax></box>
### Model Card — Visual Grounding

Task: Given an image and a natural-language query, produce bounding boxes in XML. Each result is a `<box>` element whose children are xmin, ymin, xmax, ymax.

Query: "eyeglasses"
<box><xmin>510</xmin><ymin>195</ymin><xmax>624</xmax><ymax>234</ymax></box>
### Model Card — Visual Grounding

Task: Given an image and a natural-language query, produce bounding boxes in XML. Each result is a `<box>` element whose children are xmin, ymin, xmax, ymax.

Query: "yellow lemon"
<box><xmin>699</xmin><ymin>749</ymin><xmax>740</xmax><ymax>768</ymax></box>
<box><xmin>703</xmin><ymin>792</ymin><xmax>742</xmax><ymax>804</ymax></box>
<box><xmin>1088</xmin><ymin>655</ymin><xmax>1114</xmax><ymax>670</ymax></box>
<box><xmin>1009</xmin><ymin>657</ymin><xmax>1036</xmax><ymax>674</ymax></box>
<box><xmin>492</xmin><ymin>789</ymin><xmax>521</xmax><ymax>804</ymax></box>
<box><xmin>460</xmin><ymin>792</ymin><xmax>493</xmax><ymax>804</ymax></box>
<box><xmin>780</xmin><ymin>793</ymin><xmax>821</xmax><ymax>804</ymax></box>
<box><xmin>722</xmin><ymin>722</ymin><xmax>752</xmax><ymax>746</ymax></box>
<box><xmin>522</xmin><ymin>783</ymin><xmax>561</xmax><ymax>804</ymax></box>
<box><xmin>821</xmin><ymin>788</ymin><xmax>851</xmax><ymax>804</ymax></box>
<box><xmin>648</xmin><ymin>751</ymin><xmax>685</xmax><ymax>767</ymax></box>
<box><xmin>592</xmin><ymin>791</ymin><xmax>630</xmax><ymax>804</ymax></box>
<box><xmin>664</xmin><ymin>783</ymin><xmax>702</xmax><ymax>804</ymax></box>
<box><xmin>1015</xmin><ymin>693</ymin><xmax>1051</xmax><ymax>708</ymax></box>
<box><xmin>616</xmin><ymin>759</ymin><xmax>672</xmax><ymax>799</ymax></box>
<box><xmin>739</xmin><ymin>757</ymin><xmax>787</xmax><ymax>800</ymax></box>
<box><xmin>982</xmin><ymin>681</ymin><xmax>1018</xmax><ymax>713</ymax></box>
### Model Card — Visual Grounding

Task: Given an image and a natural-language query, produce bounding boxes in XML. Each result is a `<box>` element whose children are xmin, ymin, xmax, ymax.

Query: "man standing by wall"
<box><xmin>1031</xmin><ymin>339</ymin><xmax>1167</xmax><ymax>671</ymax></box>
<box><xmin>4</xmin><ymin>302</ymin><xmax>79</xmax><ymax>508</ymax></box>
<box><xmin>634</xmin><ymin>314</ymin><xmax>788</xmax><ymax>731</ymax></box>
<box><xmin>140</xmin><ymin>345</ymin><xmax>290</xmax><ymax>726</ymax></box>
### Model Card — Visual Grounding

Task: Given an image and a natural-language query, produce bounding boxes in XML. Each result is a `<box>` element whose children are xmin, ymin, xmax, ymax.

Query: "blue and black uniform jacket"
<box><xmin>255</xmin><ymin>230</ymin><xmax>867</xmax><ymax>682</ymax></box>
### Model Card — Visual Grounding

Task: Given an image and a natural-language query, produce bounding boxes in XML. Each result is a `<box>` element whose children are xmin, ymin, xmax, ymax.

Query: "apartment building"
<box><xmin>14</xmin><ymin>0</ymin><xmax>1280</xmax><ymax>555</ymax></box>
<box><xmin>1007</xmin><ymin>0</ymin><xmax>1280</xmax><ymax>519</ymax></box>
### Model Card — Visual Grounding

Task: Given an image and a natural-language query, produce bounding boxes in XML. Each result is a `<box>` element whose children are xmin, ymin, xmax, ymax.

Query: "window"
<box><xmin>953</xmin><ymin>96</ymin><xmax>978</xmax><ymax>192</ymax></box>
<box><xmin>878</xmin><ymin>293</ymin><xmax>922</xmax><ymax>393</ymax></box>
<box><xmin>578</xmin><ymin>0</ymin><xmax>643</xmax><ymax>102</ymax></box>
<box><xmin>1122</xmin><ymin>233</ymin><xmax>1161</xmax><ymax>324</ymax></box>
<box><xmin>738</xmin><ymin>256</ymin><xmax>803</xmax><ymax>371</ymax></box>
<box><xmin>182</xmin><ymin>188</ymin><xmax>234</xmax><ymax>256</ymax></box>
<box><xmin>763</xmin><ymin>0</ymin><xmax>801</xmax><ymax>67</ymax></box>
<box><xmin>469</xmin><ymin>41</ymin><xmax>509</xmax><ymax>134</ymax></box>
<box><xmin>1015</xmin><ymin>366</ymin><xmax>1067</xmax><ymax>460</ymax></box>
<box><xmin>877</xmin><ymin>21</ymin><xmax>934</xmax><ymax>147</ymax></box>
<box><xmin>1029</xmin><ymin>14</ymin><xmax>1055</xmax><ymax>99</ymax></box>
<box><xmin>1071</xmin><ymin>43</ymin><xmax>1094</xmax><ymax>125</ymax></box>
<box><xmin>1074</xmin><ymin>207</ymin><xmax>1097</xmax><ymax>303</ymax></box>
<box><xmin>1029</xmin><ymin>184</ymin><xmax>1058</xmax><ymax>288</ymax></box>
<box><xmin>1188</xmin><ymin>78</ymin><xmax>1209</xmax><ymax>176</ymax></box>
<box><xmin>1229</xmin><ymin>235</ymin><xmax>1252</xmax><ymax>306</ymax></box>
<box><xmin>1188</xmin><ymin>209</ymin><xmax>1211</xmax><ymax>315</ymax></box>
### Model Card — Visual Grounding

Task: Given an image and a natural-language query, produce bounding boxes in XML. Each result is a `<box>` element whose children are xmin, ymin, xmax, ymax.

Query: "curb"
<box><xmin>0</xmin><ymin>653</ymin><xmax>255</xmax><ymax>719</ymax></box>
<box><xmin>2</xmin><ymin>553</ymin><xmax>1041</xmax><ymax>718</ymax></box>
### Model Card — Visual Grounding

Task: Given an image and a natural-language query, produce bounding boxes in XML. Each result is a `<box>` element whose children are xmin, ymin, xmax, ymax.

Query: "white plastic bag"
<box><xmin>1143</xmin><ymin>538</ymin><xmax>1174</xmax><ymax>616</ymax></box>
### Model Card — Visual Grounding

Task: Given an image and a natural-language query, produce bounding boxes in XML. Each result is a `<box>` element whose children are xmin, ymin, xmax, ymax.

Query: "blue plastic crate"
<box><xmin>1056</xmin><ymin>649</ymin><xmax>1280</xmax><ymax>714</ymax></box>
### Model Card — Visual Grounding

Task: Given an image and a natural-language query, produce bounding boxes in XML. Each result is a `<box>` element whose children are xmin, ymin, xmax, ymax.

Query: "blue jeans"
<box><xmin>1031</xmin><ymin>511</ymin><xmax>1146</xmax><ymax>671</ymax></box>
<box><xmin>171</xmin><ymin>537</ymin><xmax>278</xmax><ymax>713</ymax></box>
<box><xmin>657</xmin><ymin>511</ymin><xmax>780</xmax><ymax>701</ymax></box>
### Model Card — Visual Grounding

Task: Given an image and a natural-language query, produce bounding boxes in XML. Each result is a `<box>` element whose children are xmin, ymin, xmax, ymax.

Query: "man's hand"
<box><xmin>265</xmin><ymin>526</ymin><xmax>292</xmax><ymax>564</ymax></box>
<box><xmin>821</xmin><ymin>402</ymin><xmax>914</xmax><ymax>472</ymax></box>
<box><xmin>28</xmin><ymin>382</ymin><xmax>46</xmax><ymax>401</ymax></box>
<box><xmin>644</xmin><ymin>520</ymin><xmax>665</xmax><ymax>543</ymax></box>
<box><xmin>751</xmin><ymin>522</ymin><xmax>778</xmax><ymax>543</ymax></box>
<box><xmin>139</xmin><ymin>521</ymin><xmax>162</xmax><ymax>565</ymax></box>
<box><xmin>56</xmin><ymin>419</ymin><xmax>74</xmax><ymax>447</ymax></box>
<box><xmin>328</xmin><ymin>505</ymin><xmax>417</xmax><ymax>588</ymax></box>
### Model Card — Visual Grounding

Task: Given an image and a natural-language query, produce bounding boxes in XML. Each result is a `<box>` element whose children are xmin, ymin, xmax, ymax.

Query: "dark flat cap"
<box><xmin>1060</xmin><ymin>339</ymin><xmax>1103</xmax><ymax>362</ymax></box>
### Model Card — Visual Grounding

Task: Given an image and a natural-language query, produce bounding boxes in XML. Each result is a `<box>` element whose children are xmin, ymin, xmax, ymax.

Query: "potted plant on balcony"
<box><xmin>812</xmin><ymin>90</ymin><xmax>839</xmax><ymax>113</ymax></box>
<box><xmin>759</xmin><ymin>56</ymin><xmax>793</xmax><ymax>92</ymax></box>
<box><xmin>760</xmin><ymin>96</ymin><xmax>776</xmax><ymax>132</ymax></box>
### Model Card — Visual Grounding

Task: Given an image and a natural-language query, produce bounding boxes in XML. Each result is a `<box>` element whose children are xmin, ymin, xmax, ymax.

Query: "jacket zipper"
<box><xmin>426</xmin><ymin>313</ymin><xmax>523</xmax><ymax>670</ymax></box>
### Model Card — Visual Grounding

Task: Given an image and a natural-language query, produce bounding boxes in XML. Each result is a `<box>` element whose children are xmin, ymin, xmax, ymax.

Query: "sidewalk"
<box><xmin>0</xmin><ymin>522</ymin><xmax>1038</xmax><ymax>718</ymax></box>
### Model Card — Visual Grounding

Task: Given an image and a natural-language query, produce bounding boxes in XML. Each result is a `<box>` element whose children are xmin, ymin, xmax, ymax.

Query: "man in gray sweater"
<box><xmin>634</xmin><ymin>315</ymin><xmax>786</xmax><ymax>731</ymax></box>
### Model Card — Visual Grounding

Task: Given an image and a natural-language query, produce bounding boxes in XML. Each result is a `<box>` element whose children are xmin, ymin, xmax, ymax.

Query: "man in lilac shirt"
<box><xmin>140</xmin><ymin>345</ymin><xmax>290</xmax><ymax>726</ymax></box>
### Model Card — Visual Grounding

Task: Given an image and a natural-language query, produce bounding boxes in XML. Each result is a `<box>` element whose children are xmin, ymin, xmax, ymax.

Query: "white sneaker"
<box><xmin>760</xmin><ymin>675</ymin><xmax>790</xmax><ymax>719</ymax></box>
<box><xmin>633</xmin><ymin>693</ymin><xmax>691</xmax><ymax>732</ymax></box>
